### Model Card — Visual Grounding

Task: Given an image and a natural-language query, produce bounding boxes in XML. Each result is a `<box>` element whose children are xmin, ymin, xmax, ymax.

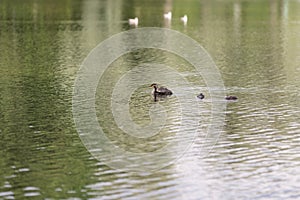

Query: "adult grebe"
<box><xmin>150</xmin><ymin>83</ymin><xmax>173</xmax><ymax>95</ymax></box>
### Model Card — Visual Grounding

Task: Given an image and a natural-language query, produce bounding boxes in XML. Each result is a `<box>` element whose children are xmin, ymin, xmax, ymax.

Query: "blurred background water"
<box><xmin>0</xmin><ymin>0</ymin><xmax>300</xmax><ymax>199</ymax></box>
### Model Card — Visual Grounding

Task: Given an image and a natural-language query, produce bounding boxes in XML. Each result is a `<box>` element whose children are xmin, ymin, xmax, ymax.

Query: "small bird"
<box><xmin>164</xmin><ymin>12</ymin><xmax>172</xmax><ymax>20</ymax></box>
<box><xmin>197</xmin><ymin>93</ymin><xmax>205</xmax><ymax>99</ymax></box>
<box><xmin>150</xmin><ymin>83</ymin><xmax>173</xmax><ymax>95</ymax></box>
<box><xmin>181</xmin><ymin>15</ymin><xmax>188</xmax><ymax>25</ymax></box>
<box><xmin>225</xmin><ymin>96</ymin><xmax>238</xmax><ymax>100</ymax></box>
<box><xmin>128</xmin><ymin>17</ymin><xmax>138</xmax><ymax>26</ymax></box>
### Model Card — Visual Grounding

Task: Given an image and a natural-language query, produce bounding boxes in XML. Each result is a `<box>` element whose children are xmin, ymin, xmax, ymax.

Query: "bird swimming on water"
<box><xmin>197</xmin><ymin>93</ymin><xmax>238</xmax><ymax>100</ymax></box>
<box><xmin>150</xmin><ymin>83</ymin><xmax>173</xmax><ymax>95</ymax></box>
<box><xmin>197</xmin><ymin>93</ymin><xmax>205</xmax><ymax>99</ymax></box>
<box><xmin>225</xmin><ymin>96</ymin><xmax>238</xmax><ymax>100</ymax></box>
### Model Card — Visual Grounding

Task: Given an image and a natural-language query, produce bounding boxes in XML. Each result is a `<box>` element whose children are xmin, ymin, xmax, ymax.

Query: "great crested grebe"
<box><xmin>150</xmin><ymin>83</ymin><xmax>173</xmax><ymax>95</ymax></box>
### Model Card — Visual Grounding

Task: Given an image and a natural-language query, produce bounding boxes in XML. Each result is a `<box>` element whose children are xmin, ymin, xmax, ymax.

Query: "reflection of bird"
<box><xmin>181</xmin><ymin>15</ymin><xmax>188</xmax><ymax>25</ymax></box>
<box><xmin>128</xmin><ymin>17</ymin><xmax>138</xmax><ymax>26</ymax></box>
<box><xmin>225</xmin><ymin>96</ymin><xmax>238</xmax><ymax>100</ymax></box>
<box><xmin>197</xmin><ymin>93</ymin><xmax>205</xmax><ymax>99</ymax></box>
<box><xmin>150</xmin><ymin>83</ymin><xmax>173</xmax><ymax>95</ymax></box>
<box><xmin>164</xmin><ymin>12</ymin><xmax>172</xmax><ymax>20</ymax></box>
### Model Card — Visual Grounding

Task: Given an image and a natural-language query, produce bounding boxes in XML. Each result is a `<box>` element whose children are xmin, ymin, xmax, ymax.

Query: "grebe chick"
<box><xmin>225</xmin><ymin>96</ymin><xmax>238</xmax><ymax>100</ymax></box>
<box><xmin>150</xmin><ymin>83</ymin><xmax>173</xmax><ymax>95</ymax></box>
<box><xmin>197</xmin><ymin>93</ymin><xmax>205</xmax><ymax>99</ymax></box>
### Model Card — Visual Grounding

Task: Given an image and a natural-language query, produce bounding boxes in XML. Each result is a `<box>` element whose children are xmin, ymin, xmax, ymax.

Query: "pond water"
<box><xmin>0</xmin><ymin>0</ymin><xmax>300</xmax><ymax>199</ymax></box>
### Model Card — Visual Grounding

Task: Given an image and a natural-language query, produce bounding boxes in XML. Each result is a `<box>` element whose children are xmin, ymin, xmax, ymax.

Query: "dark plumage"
<box><xmin>196</xmin><ymin>93</ymin><xmax>238</xmax><ymax>101</ymax></box>
<box><xmin>150</xmin><ymin>83</ymin><xmax>173</xmax><ymax>95</ymax></box>
<box><xmin>197</xmin><ymin>93</ymin><xmax>205</xmax><ymax>99</ymax></box>
<box><xmin>225</xmin><ymin>96</ymin><xmax>238</xmax><ymax>100</ymax></box>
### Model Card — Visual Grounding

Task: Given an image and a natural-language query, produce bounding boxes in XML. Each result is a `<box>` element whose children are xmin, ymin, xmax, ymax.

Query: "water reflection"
<box><xmin>0</xmin><ymin>0</ymin><xmax>300</xmax><ymax>199</ymax></box>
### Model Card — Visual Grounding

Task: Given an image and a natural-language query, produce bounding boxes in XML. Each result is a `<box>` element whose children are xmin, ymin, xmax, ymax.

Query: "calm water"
<box><xmin>1</xmin><ymin>0</ymin><xmax>300</xmax><ymax>199</ymax></box>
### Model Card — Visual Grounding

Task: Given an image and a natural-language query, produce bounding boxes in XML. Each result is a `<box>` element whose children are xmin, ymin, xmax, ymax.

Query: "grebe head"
<box><xmin>150</xmin><ymin>83</ymin><xmax>158</xmax><ymax>88</ymax></box>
